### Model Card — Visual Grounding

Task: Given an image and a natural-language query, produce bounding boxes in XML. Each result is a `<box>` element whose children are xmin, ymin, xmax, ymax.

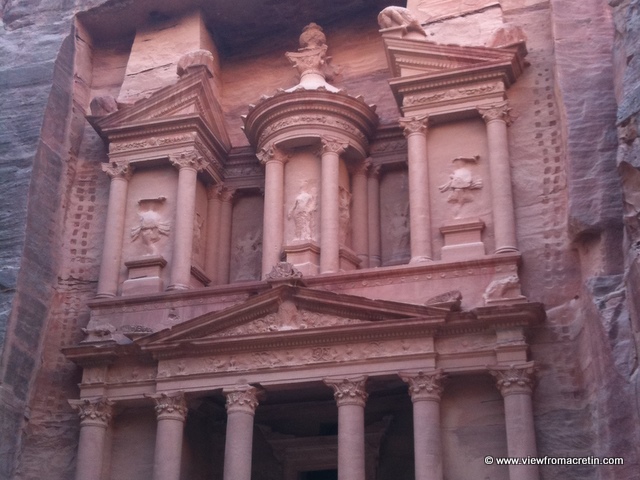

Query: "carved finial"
<box><xmin>378</xmin><ymin>7</ymin><xmax>426</xmax><ymax>38</ymax></box>
<box><xmin>177</xmin><ymin>49</ymin><xmax>215</xmax><ymax>77</ymax></box>
<box><xmin>299</xmin><ymin>23</ymin><xmax>326</xmax><ymax>50</ymax></box>
<box><xmin>265</xmin><ymin>262</ymin><xmax>304</xmax><ymax>286</ymax></box>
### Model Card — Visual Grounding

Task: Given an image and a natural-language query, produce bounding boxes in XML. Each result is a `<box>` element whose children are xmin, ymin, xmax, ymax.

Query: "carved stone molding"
<box><xmin>399</xmin><ymin>115</ymin><xmax>429</xmax><ymax>137</ymax></box>
<box><xmin>265</xmin><ymin>262</ymin><xmax>303</xmax><ymax>282</ymax></box>
<box><xmin>69</xmin><ymin>397</ymin><xmax>115</xmax><ymax>427</ymax></box>
<box><xmin>400</xmin><ymin>370</ymin><xmax>445</xmax><ymax>402</ymax></box>
<box><xmin>256</xmin><ymin>144</ymin><xmax>290</xmax><ymax>165</ymax></box>
<box><xmin>488</xmin><ymin>362</ymin><xmax>536</xmax><ymax>397</ymax></box>
<box><xmin>148</xmin><ymin>391</ymin><xmax>188</xmax><ymax>421</ymax></box>
<box><xmin>478</xmin><ymin>102</ymin><xmax>513</xmax><ymax>126</ymax></box>
<box><xmin>224</xmin><ymin>385</ymin><xmax>259</xmax><ymax>416</ymax></box>
<box><xmin>324</xmin><ymin>376</ymin><xmax>368</xmax><ymax>407</ymax></box>
<box><xmin>101</xmin><ymin>160</ymin><xmax>132</xmax><ymax>180</ymax></box>
<box><xmin>169</xmin><ymin>150</ymin><xmax>207</xmax><ymax>171</ymax></box>
<box><xmin>321</xmin><ymin>136</ymin><xmax>349</xmax><ymax>155</ymax></box>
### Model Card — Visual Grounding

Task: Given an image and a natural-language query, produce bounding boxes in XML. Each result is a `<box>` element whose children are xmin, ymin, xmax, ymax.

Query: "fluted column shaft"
<box><xmin>325</xmin><ymin>377</ymin><xmax>368</xmax><ymax>480</ymax></box>
<box><xmin>321</xmin><ymin>138</ymin><xmax>348</xmax><ymax>273</ymax></box>
<box><xmin>490</xmin><ymin>363</ymin><xmax>539</xmax><ymax>480</ymax></box>
<box><xmin>70</xmin><ymin>397</ymin><xmax>114</xmax><ymax>480</ymax></box>
<box><xmin>150</xmin><ymin>392</ymin><xmax>187</xmax><ymax>480</ymax></box>
<box><xmin>351</xmin><ymin>160</ymin><xmax>370</xmax><ymax>267</ymax></box>
<box><xmin>480</xmin><ymin>102</ymin><xmax>518</xmax><ymax>253</ymax></box>
<box><xmin>223</xmin><ymin>386</ymin><xmax>259</xmax><ymax>480</ymax></box>
<box><xmin>400</xmin><ymin>116</ymin><xmax>432</xmax><ymax>263</ymax></box>
<box><xmin>217</xmin><ymin>188</ymin><xmax>235</xmax><ymax>284</ymax></box>
<box><xmin>97</xmin><ymin>162</ymin><xmax>132</xmax><ymax>297</ymax></box>
<box><xmin>401</xmin><ymin>371</ymin><xmax>445</xmax><ymax>480</ymax></box>
<box><xmin>367</xmin><ymin>165</ymin><xmax>381</xmax><ymax>268</ymax></box>
<box><xmin>205</xmin><ymin>185</ymin><xmax>223</xmax><ymax>284</ymax></box>
<box><xmin>258</xmin><ymin>146</ymin><xmax>288</xmax><ymax>278</ymax></box>
<box><xmin>169</xmin><ymin>151</ymin><xmax>205</xmax><ymax>290</ymax></box>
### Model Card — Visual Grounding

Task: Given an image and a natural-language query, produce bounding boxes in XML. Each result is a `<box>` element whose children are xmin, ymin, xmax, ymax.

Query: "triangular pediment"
<box><xmin>89</xmin><ymin>67</ymin><xmax>230</xmax><ymax>152</ymax></box>
<box><xmin>137</xmin><ymin>285</ymin><xmax>447</xmax><ymax>350</ymax></box>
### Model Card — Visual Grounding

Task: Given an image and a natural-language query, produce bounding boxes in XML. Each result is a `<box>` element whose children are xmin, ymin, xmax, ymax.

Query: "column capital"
<box><xmin>224</xmin><ymin>385</ymin><xmax>259</xmax><ymax>416</ymax></box>
<box><xmin>69</xmin><ymin>397</ymin><xmax>114</xmax><ymax>427</ymax></box>
<box><xmin>324</xmin><ymin>376</ymin><xmax>368</xmax><ymax>407</ymax></box>
<box><xmin>400</xmin><ymin>369</ymin><xmax>445</xmax><ymax>402</ymax></box>
<box><xmin>257</xmin><ymin>144</ymin><xmax>290</xmax><ymax>165</ymax></box>
<box><xmin>170</xmin><ymin>150</ymin><xmax>207</xmax><ymax>171</ymax></box>
<box><xmin>399</xmin><ymin>115</ymin><xmax>429</xmax><ymax>137</ymax></box>
<box><xmin>101</xmin><ymin>160</ymin><xmax>132</xmax><ymax>180</ymax></box>
<box><xmin>478</xmin><ymin>101</ymin><xmax>513</xmax><ymax>125</ymax></box>
<box><xmin>148</xmin><ymin>391</ymin><xmax>188</xmax><ymax>421</ymax></box>
<box><xmin>350</xmin><ymin>158</ymin><xmax>371</xmax><ymax>176</ymax></box>
<box><xmin>321</xmin><ymin>136</ymin><xmax>349</xmax><ymax>155</ymax></box>
<box><xmin>488</xmin><ymin>362</ymin><xmax>536</xmax><ymax>397</ymax></box>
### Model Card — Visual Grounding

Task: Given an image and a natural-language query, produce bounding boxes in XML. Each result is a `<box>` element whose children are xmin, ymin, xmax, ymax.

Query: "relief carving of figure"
<box><xmin>131</xmin><ymin>198</ymin><xmax>170</xmax><ymax>255</ymax></box>
<box><xmin>338</xmin><ymin>186</ymin><xmax>352</xmax><ymax>245</ymax></box>
<box><xmin>386</xmin><ymin>202</ymin><xmax>410</xmax><ymax>257</ymax></box>
<box><xmin>233</xmin><ymin>230</ymin><xmax>262</xmax><ymax>281</ymax></box>
<box><xmin>439</xmin><ymin>156</ymin><xmax>483</xmax><ymax>217</ymax></box>
<box><xmin>378</xmin><ymin>6</ymin><xmax>426</xmax><ymax>36</ymax></box>
<box><xmin>288</xmin><ymin>182</ymin><xmax>318</xmax><ymax>241</ymax></box>
<box><xmin>192</xmin><ymin>212</ymin><xmax>204</xmax><ymax>258</ymax></box>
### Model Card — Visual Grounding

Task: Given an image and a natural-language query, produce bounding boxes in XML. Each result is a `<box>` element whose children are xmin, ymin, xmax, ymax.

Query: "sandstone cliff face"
<box><xmin>1</xmin><ymin>0</ymin><xmax>639</xmax><ymax>479</ymax></box>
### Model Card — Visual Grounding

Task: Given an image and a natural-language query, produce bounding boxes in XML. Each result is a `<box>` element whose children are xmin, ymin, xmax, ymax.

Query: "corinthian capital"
<box><xmin>170</xmin><ymin>150</ymin><xmax>207</xmax><ymax>171</ymax></box>
<box><xmin>488</xmin><ymin>362</ymin><xmax>536</xmax><ymax>397</ymax></box>
<box><xmin>256</xmin><ymin>144</ymin><xmax>290</xmax><ymax>165</ymax></box>
<box><xmin>69</xmin><ymin>397</ymin><xmax>114</xmax><ymax>426</ymax></box>
<box><xmin>101</xmin><ymin>160</ymin><xmax>132</xmax><ymax>180</ymax></box>
<box><xmin>478</xmin><ymin>102</ymin><xmax>513</xmax><ymax>125</ymax></box>
<box><xmin>399</xmin><ymin>115</ymin><xmax>429</xmax><ymax>137</ymax></box>
<box><xmin>224</xmin><ymin>386</ymin><xmax>259</xmax><ymax>415</ymax></box>
<box><xmin>321</xmin><ymin>136</ymin><xmax>349</xmax><ymax>155</ymax></box>
<box><xmin>148</xmin><ymin>391</ymin><xmax>188</xmax><ymax>421</ymax></box>
<box><xmin>324</xmin><ymin>376</ymin><xmax>368</xmax><ymax>407</ymax></box>
<box><xmin>400</xmin><ymin>370</ymin><xmax>445</xmax><ymax>402</ymax></box>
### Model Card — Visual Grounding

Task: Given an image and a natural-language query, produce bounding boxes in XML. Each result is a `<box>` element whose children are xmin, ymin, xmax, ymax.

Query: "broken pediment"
<box><xmin>88</xmin><ymin>63</ymin><xmax>230</xmax><ymax>160</ymax></box>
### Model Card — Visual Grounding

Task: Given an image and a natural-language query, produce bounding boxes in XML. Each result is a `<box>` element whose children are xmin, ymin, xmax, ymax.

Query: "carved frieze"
<box><xmin>404</xmin><ymin>83</ymin><xmax>501</xmax><ymax>108</ymax></box>
<box><xmin>257</xmin><ymin>113</ymin><xmax>369</xmax><ymax>146</ymax></box>
<box><xmin>109</xmin><ymin>133</ymin><xmax>196</xmax><ymax>154</ymax></box>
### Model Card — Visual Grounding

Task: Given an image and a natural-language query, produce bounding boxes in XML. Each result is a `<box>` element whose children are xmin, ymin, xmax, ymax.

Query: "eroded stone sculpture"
<box><xmin>289</xmin><ymin>182</ymin><xmax>318</xmax><ymax>242</ymax></box>
<box><xmin>131</xmin><ymin>198</ymin><xmax>170</xmax><ymax>256</ymax></box>
<box><xmin>439</xmin><ymin>156</ymin><xmax>483</xmax><ymax>217</ymax></box>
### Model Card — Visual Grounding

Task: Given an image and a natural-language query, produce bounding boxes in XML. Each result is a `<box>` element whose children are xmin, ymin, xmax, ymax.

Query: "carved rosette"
<box><xmin>169</xmin><ymin>150</ymin><xmax>207</xmax><ymax>171</ymax></box>
<box><xmin>224</xmin><ymin>386</ymin><xmax>259</xmax><ymax>416</ymax></box>
<box><xmin>399</xmin><ymin>115</ymin><xmax>429</xmax><ymax>137</ymax></box>
<box><xmin>149</xmin><ymin>392</ymin><xmax>188</xmax><ymax>421</ymax></box>
<box><xmin>478</xmin><ymin>102</ymin><xmax>513</xmax><ymax>126</ymax></box>
<box><xmin>321</xmin><ymin>136</ymin><xmax>349</xmax><ymax>156</ymax></box>
<box><xmin>69</xmin><ymin>397</ymin><xmax>114</xmax><ymax>427</ymax></box>
<box><xmin>101</xmin><ymin>160</ymin><xmax>132</xmax><ymax>180</ymax></box>
<box><xmin>325</xmin><ymin>376</ymin><xmax>368</xmax><ymax>407</ymax></box>
<box><xmin>400</xmin><ymin>370</ymin><xmax>445</xmax><ymax>402</ymax></box>
<box><xmin>256</xmin><ymin>144</ymin><xmax>290</xmax><ymax>165</ymax></box>
<box><xmin>489</xmin><ymin>363</ymin><xmax>536</xmax><ymax>397</ymax></box>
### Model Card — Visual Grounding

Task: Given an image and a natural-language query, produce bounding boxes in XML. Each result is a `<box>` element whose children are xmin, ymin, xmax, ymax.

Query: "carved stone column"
<box><xmin>97</xmin><ymin>161</ymin><xmax>132</xmax><ymax>297</ymax></box>
<box><xmin>400</xmin><ymin>370</ymin><xmax>445</xmax><ymax>480</ymax></box>
<box><xmin>217</xmin><ymin>187</ymin><xmax>236</xmax><ymax>284</ymax></box>
<box><xmin>400</xmin><ymin>115</ymin><xmax>432</xmax><ymax>263</ymax></box>
<box><xmin>479</xmin><ymin>102</ymin><xmax>518</xmax><ymax>254</ymax></box>
<box><xmin>69</xmin><ymin>397</ymin><xmax>114</xmax><ymax>480</ymax></box>
<box><xmin>168</xmin><ymin>151</ymin><xmax>206</xmax><ymax>290</ymax></box>
<box><xmin>223</xmin><ymin>386</ymin><xmax>259</xmax><ymax>480</ymax></box>
<box><xmin>489</xmin><ymin>363</ymin><xmax>539</xmax><ymax>480</ymax></box>
<box><xmin>367</xmin><ymin>164</ymin><xmax>381</xmax><ymax>268</ymax></box>
<box><xmin>205</xmin><ymin>185</ymin><xmax>223</xmax><ymax>284</ymax></box>
<box><xmin>150</xmin><ymin>392</ymin><xmax>188</xmax><ymax>480</ymax></box>
<box><xmin>320</xmin><ymin>137</ymin><xmax>348</xmax><ymax>273</ymax></box>
<box><xmin>325</xmin><ymin>377</ymin><xmax>368</xmax><ymax>480</ymax></box>
<box><xmin>258</xmin><ymin>145</ymin><xmax>288</xmax><ymax>278</ymax></box>
<box><xmin>351</xmin><ymin>159</ymin><xmax>370</xmax><ymax>267</ymax></box>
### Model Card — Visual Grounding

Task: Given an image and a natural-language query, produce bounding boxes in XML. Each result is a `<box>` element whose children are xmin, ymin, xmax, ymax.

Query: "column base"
<box><xmin>495</xmin><ymin>246</ymin><xmax>519</xmax><ymax>254</ymax></box>
<box><xmin>166</xmin><ymin>283</ymin><xmax>190</xmax><ymax>291</ymax></box>
<box><xmin>95</xmin><ymin>292</ymin><xmax>116</xmax><ymax>299</ymax></box>
<box><xmin>410</xmin><ymin>255</ymin><xmax>433</xmax><ymax>264</ymax></box>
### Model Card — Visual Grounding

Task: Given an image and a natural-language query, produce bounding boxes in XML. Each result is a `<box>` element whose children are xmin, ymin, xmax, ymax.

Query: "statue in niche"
<box><xmin>288</xmin><ymin>182</ymin><xmax>318</xmax><ymax>242</ymax></box>
<box><xmin>192</xmin><ymin>212</ymin><xmax>204</xmax><ymax>258</ymax></box>
<box><xmin>233</xmin><ymin>230</ymin><xmax>262</xmax><ymax>281</ymax></box>
<box><xmin>386</xmin><ymin>202</ymin><xmax>410</xmax><ymax>257</ymax></box>
<box><xmin>131</xmin><ymin>198</ymin><xmax>170</xmax><ymax>256</ymax></box>
<box><xmin>439</xmin><ymin>156</ymin><xmax>483</xmax><ymax>218</ymax></box>
<box><xmin>338</xmin><ymin>186</ymin><xmax>352</xmax><ymax>245</ymax></box>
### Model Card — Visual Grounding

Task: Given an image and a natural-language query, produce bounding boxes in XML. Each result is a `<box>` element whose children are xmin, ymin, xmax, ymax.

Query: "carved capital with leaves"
<box><xmin>399</xmin><ymin>115</ymin><xmax>429</xmax><ymax>137</ymax></box>
<box><xmin>257</xmin><ymin>144</ymin><xmax>290</xmax><ymax>166</ymax></box>
<box><xmin>224</xmin><ymin>385</ymin><xmax>259</xmax><ymax>416</ymax></box>
<box><xmin>478</xmin><ymin>102</ymin><xmax>513</xmax><ymax>125</ymax></box>
<box><xmin>321</xmin><ymin>136</ymin><xmax>349</xmax><ymax>156</ymax></box>
<box><xmin>324</xmin><ymin>376</ymin><xmax>368</xmax><ymax>407</ymax></box>
<box><xmin>148</xmin><ymin>391</ymin><xmax>188</xmax><ymax>421</ymax></box>
<box><xmin>170</xmin><ymin>150</ymin><xmax>207</xmax><ymax>171</ymax></box>
<box><xmin>400</xmin><ymin>369</ymin><xmax>445</xmax><ymax>402</ymax></box>
<box><xmin>69</xmin><ymin>397</ymin><xmax>115</xmax><ymax>427</ymax></box>
<box><xmin>101</xmin><ymin>160</ymin><xmax>132</xmax><ymax>180</ymax></box>
<box><xmin>488</xmin><ymin>362</ymin><xmax>536</xmax><ymax>397</ymax></box>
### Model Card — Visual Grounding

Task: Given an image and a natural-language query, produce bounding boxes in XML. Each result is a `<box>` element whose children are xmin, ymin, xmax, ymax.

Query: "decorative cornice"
<box><xmin>324</xmin><ymin>376</ymin><xmax>368</xmax><ymax>407</ymax></box>
<box><xmin>488</xmin><ymin>362</ymin><xmax>535</xmax><ymax>397</ymax></box>
<box><xmin>321</xmin><ymin>136</ymin><xmax>349</xmax><ymax>155</ymax></box>
<box><xmin>101</xmin><ymin>160</ymin><xmax>132</xmax><ymax>180</ymax></box>
<box><xmin>400</xmin><ymin>369</ymin><xmax>445</xmax><ymax>402</ymax></box>
<box><xmin>224</xmin><ymin>385</ymin><xmax>259</xmax><ymax>415</ymax></box>
<box><xmin>148</xmin><ymin>391</ymin><xmax>188</xmax><ymax>421</ymax></box>
<box><xmin>69</xmin><ymin>397</ymin><xmax>114</xmax><ymax>426</ymax></box>
<box><xmin>399</xmin><ymin>115</ymin><xmax>429</xmax><ymax>137</ymax></box>
<box><xmin>478</xmin><ymin>101</ymin><xmax>512</xmax><ymax>125</ymax></box>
